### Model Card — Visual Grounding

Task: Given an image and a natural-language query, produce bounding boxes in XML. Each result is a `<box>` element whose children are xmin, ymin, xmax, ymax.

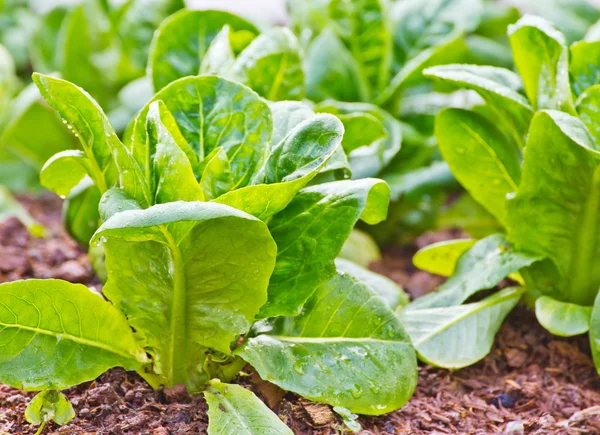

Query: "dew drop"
<box><xmin>350</xmin><ymin>384</ymin><xmax>363</xmax><ymax>399</ymax></box>
<box><xmin>293</xmin><ymin>361</ymin><xmax>304</xmax><ymax>375</ymax></box>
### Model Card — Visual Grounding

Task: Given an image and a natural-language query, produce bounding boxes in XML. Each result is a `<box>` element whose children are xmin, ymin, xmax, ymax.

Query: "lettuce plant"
<box><xmin>0</xmin><ymin>73</ymin><xmax>417</xmax><ymax>433</ymax></box>
<box><xmin>144</xmin><ymin>2</ymin><xmax>520</xmax><ymax>241</ymax></box>
<box><xmin>286</xmin><ymin>0</ymin><xmax>524</xmax><ymax>243</ymax></box>
<box><xmin>401</xmin><ymin>14</ymin><xmax>600</xmax><ymax>372</ymax></box>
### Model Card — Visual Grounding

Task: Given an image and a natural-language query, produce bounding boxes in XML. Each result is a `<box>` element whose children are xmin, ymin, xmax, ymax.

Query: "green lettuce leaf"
<box><xmin>149</xmin><ymin>9</ymin><xmax>259</xmax><ymax>91</ymax></box>
<box><xmin>238</xmin><ymin>272</ymin><xmax>417</xmax><ymax>415</ymax></box>
<box><xmin>261</xmin><ymin>178</ymin><xmax>390</xmax><ymax>317</ymax></box>
<box><xmin>400</xmin><ymin>287</ymin><xmax>523</xmax><ymax>368</ymax></box>
<box><xmin>506</xmin><ymin>110</ymin><xmax>600</xmax><ymax>306</ymax></box>
<box><xmin>91</xmin><ymin>201</ymin><xmax>276</xmax><ymax>392</ymax></box>
<box><xmin>205</xmin><ymin>381</ymin><xmax>293</xmax><ymax>435</ymax></box>
<box><xmin>0</xmin><ymin>279</ymin><xmax>147</xmax><ymax>391</ymax></box>
<box><xmin>508</xmin><ymin>15</ymin><xmax>576</xmax><ymax>114</ymax></box>
<box><xmin>408</xmin><ymin>234</ymin><xmax>540</xmax><ymax>310</ymax></box>
<box><xmin>435</xmin><ymin>108</ymin><xmax>521</xmax><ymax>223</ymax></box>
<box><xmin>535</xmin><ymin>296</ymin><xmax>592</xmax><ymax>337</ymax></box>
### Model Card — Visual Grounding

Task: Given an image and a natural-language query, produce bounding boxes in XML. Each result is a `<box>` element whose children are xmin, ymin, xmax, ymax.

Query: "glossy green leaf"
<box><xmin>62</xmin><ymin>178</ymin><xmax>101</xmax><ymax>245</ymax></box>
<box><xmin>25</xmin><ymin>391</ymin><xmax>74</xmax><ymax>426</ymax></box>
<box><xmin>0</xmin><ymin>279</ymin><xmax>146</xmax><ymax>391</ymax></box>
<box><xmin>131</xmin><ymin>76</ymin><xmax>272</xmax><ymax>190</ymax></box>
<box><xmin>39</xmin><ymin>150</ymin><xmax>90</xmax><ymax>198</ymax></box>
<box><xmin>149</xmin><ymin>9</ymin><xmax>259</xmax><ymax>91</ymax></box>
<box><xmin>508</xmin><ymin>15</ymin><xmax>576</xmax><ymax>114</ymax></box>
<box><xmin>269</xmin><ymin>101</ymin><xmax>316</xmax><ymax>146</ymax></box>
<box><xmin>260</xmin><ymin>114</ymin><xmax>343</xmax><ymax>184</ymax></box>
<box><xmin>146</xmin><ymin>101</ymin><xmax>203</xmax><ymax>204</ymax></box>
<box><xmin>570</xmin><ymin>41</ymin><xmax>600</xmax><ymax>97</ymax></box>
<box><xmin>315</xmin><ymin>100</ymin><xmax>402</xmax><ymax>178</ymax></box>
<box><xmin>400</xmin><ymin>287</ymin><xmax>523</xmax><ymax>368</ymax></box>
<box><xmin>229</xmin><ymin>28</ymin><xmax>305</xmax><ymax>101</ymax></box>
<box><xmin>512</xmin><ymin>0</ymin><xmax>600</xmax><ymax>43</ymax></box>
<box><xmin>205</xmin><ymin>381</ymin><xmax>293</xmax><ymax>435</ymax></box>
<box><xmin>33</xmin><ymin>73</ymin><xmax>150</xmax><ymax>205</ymax></box>
<box><xmin>425</xmin><ymin>64</ymin><xmax>533</xmax><ymax>145</ymax></box>
<box><xmin>335</xmin><ymin>258</ymin><xmax>409</xmax><ymax>310</ymax></box>
<box><xmin>199</xmin><ymin>26</ymin><xmax>237</xmax><ymax>76</ymax></box>
<box><xmin>576</xmin><ymin>85</ymin><xmax>600</xmax><ymax>144</ymax></box>
<box><xmin>215</xmin><ymin>113</ymin><xmax>342</xmax><ymax>220</ymax></box>
<box><xmin>199</xmin><ymin>148</ymin><xmax>234</xmax><ymax>201</ymax></box>
<box><xmin>506</xmin><ymin>110</ymin><xmax>600</xmax><ymax>306</ymax></box>
<box><xmin>238</xmin><ymin>272</ymin><xmax>417</xmax><ymax>415</ymax></box>
<box><xmin>413</xmin><ymin>238</ymin><xmax>476</xmax><ymax>277</ymax></box>
<box><xmin>435</xmin><ymin>108</ymin><xmax>521</xmax><ymax>223</ymax></box>
<box><xmin>535</xmin><ymin>296</ymin><xmax>592</xmax><ymax>337</ymax></box>
<box><xmin>305</xmin><ymin>27</ymin><xmax>368</xmax><ymax>102</ymax></box>
<box><xmin>409</xmin><ymin>234</ymin><xmax>540</xmax><ymax>310</ymax></box>
<box><xmin>338</xmin><ymin>229</ymin><xmax>381</xmax><ymax>268</ymax></box>
<box><xmin>98</xmin><ymin>188</ymin><xmax>143</xmax><ymax>223</ymax></box>
<box><xmin>261</xmin><ymin>178</ymin><xmax>390</xmax><ymax>317</ymax></box>
<box><xmin>92</xmin><ymin>201</ymin><xmax>276</xmax><ymax>392</ymax></box>
<box><xmin>0</xmin><ymin>186</ymin><xmax>45</xmax><ymax>238</ymax></box>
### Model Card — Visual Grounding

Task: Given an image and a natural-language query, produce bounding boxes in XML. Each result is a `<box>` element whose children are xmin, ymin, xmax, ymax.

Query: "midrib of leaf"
<box><xmin>218</xmin><ymin>393</ymin><xmax>253</xmax><ymax>434</ymax></box>
<box><xmin>160</xmin><ymin>225</ymin><xmax>189</xmax><ymax>385</ymax></box>
<box><xmin>64</xmin><ymin>102</ymin><xmax>109</xmax><ymax>193</ymax></box>
<box><xmin>409</xmin><ymin>288</ymin><xmax>522</xmax><ymax>347</ymax></box>
<box><xmin>271</xmin><ymin>336</ymin><xmax>398</xmax><ymax>344</ymax></box>
<box><xmin>267</xmin><ymin>52</ymin><xmax>289</xmax><ymax>101</ymax></box>
<box><xmin>459</xmin><ymin>120</ymin><xmax>519</xmax><ymax>192</ymax></box>
<box><xmin>0</xmin><ymin>318</ymin><xmax>137</xmax><ymax>361</ymax></box>
<box><xmin>196</xmin><ymin>82</ymin><xmax>206</xmax><ymax>161</ymax></box>
<box><xmin>568</xmin><ymin>165</ymin><xmax>600</xmax><ymax>305</ymax></box>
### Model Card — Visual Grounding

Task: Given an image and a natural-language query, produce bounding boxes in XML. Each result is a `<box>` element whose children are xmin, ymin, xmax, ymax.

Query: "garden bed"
<box><xmin>1</xmin><ymin>195</ymin><xmax>599</xmax><ymax>435</ymax></box>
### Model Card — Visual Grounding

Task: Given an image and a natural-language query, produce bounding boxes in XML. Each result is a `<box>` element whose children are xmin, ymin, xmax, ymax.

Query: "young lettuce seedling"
<box><xmin>0</xmin><ymin>73</ymin><xmax>417</xmax><ymax>432</ymax></box>
<box><xmin>403</xmin><ymin>14</ymin><xmax>600</xmax><ymax>372</ymax></box>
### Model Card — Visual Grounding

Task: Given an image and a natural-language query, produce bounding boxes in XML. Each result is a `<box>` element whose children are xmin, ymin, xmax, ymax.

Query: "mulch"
<box><xmin>1</xmin><ymin>193</ymin><xmax>600</xmax><ymax>434</ymax></box>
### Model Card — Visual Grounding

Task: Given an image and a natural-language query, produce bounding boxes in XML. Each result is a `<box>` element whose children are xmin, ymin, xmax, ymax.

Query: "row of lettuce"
<box><xmin>3</xmin><ymin>0</ymin><xmax>600</xmax><ymax>433</ymax></box>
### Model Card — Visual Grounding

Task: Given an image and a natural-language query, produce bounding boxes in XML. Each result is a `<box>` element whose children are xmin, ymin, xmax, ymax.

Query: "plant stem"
<box><xmin>34</xmin><ymin>421</ymin><xmax>47</xmax><ymax>435</ymax></box>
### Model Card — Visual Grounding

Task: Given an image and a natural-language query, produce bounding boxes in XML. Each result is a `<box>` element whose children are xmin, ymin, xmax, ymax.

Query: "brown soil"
<box><xmin>1</xmin><ymin>195</ymin><xmax>600</xmax><ymax>434</ymax></box>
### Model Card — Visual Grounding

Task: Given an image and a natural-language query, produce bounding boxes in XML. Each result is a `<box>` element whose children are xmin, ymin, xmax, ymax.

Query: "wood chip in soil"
<box><xmin>1</xmin><ymin>195</ymin><xmax>600</xmax><ymax>434</ymax></box>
